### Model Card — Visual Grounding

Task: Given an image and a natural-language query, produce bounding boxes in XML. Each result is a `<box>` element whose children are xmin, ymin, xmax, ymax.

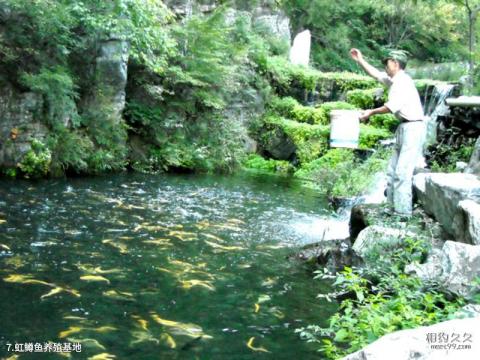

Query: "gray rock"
<box><xmin>0</xmin><ymin>86</ymin><xmax>48</xmax><ymax>168</ymax></box>
<box><xmin>293</xmin><ymin>238</ymin><xmax>362</xmax><ymax>272</ymax></box>
<box><xmin>456</xmin><ymin>161</ymin><xmax>468</xmax><ymax>171</ymax></box>
<box><xmin>353</xmin><ymin>225</ymin><xmax>417</xmax><ymax>258</ymax></box>
<box><xmin>262</xmin><ymin>127</ymin><xmax>296</xmax><ymax>160</ymax></box>
<box><xmin>342</xmin><ymin>316</ymin><xmax>480</xmax><ymax>360</ymax></box>
<box><xmin>413</xmin><ymin>173</ymin><xmax>433</xmax><ymax>206</ymax></box>
<box><xmin>454</xmin><ymin>304</ymin><xmax>480</xmax><ymax>319</ymax></box>
<box><xmin>406</xmin><ymin>241</ymin><xmax>480</xmax><ymax>298</ymax></box>
<box><xmin>423</xmin><ymin>173</ymin><xmax>480</xmax><ymax>236</ymax></box>
<box><xmin>253</xmin><ymin>11</ymin><xmax>291</xmax><ymax>44</ymax></box>
<box><xmin>90</xmin><ymin>38</ymin><xmax>129</xmax><ymax>124</ymax></box>
<box><xmin>452</xmin><ymin>199</ymin><xmax>480</xmax><ymax>245</ymax></box>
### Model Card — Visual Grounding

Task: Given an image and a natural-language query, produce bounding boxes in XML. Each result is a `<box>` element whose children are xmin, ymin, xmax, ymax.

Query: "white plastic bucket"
<box><xmin>330</xmin><ymin>110</ymin><xmax>360</xmax><ymax>148</ymax></box>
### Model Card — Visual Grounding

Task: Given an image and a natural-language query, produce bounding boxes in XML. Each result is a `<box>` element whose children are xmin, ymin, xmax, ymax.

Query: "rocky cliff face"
<box><xmin>0</xmin><ymin>1</ymin><xmax>291</xmax><ymax>176</ymax></box>
<box><xmin>81</xmin><ymin>37</ymin><xmax>130</xmax><ymax>125</ymax></box>
<box><xmin>0</xmin><ymin>86</ymin><xmax>47</xmax><ymax>168</ymax></box>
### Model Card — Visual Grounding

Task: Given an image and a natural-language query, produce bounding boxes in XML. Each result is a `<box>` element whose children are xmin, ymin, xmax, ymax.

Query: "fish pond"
<box><xmin>0</xmin><ymin>172</ymin><xmax>337</xmax><ymax>359</ymax></box>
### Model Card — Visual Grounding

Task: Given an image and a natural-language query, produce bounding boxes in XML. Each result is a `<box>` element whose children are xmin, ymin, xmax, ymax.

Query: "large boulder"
<box><xmin>406</xmin><ymin>241</ymin><xmax>480</xmax><ymax>298</ymax></box>
<box><xmin>352</xmin><ymin>225</ymin><xmax>419</xmax><ymax>258</ymax></box>
<box><xmin>342</xmin><ymin>316</ymin><xmax>480</xmax><ymax>360</ymax></box>
<box><xmin>413</xmin><ymin>172</ymin><xmax>432</xmax><ymax>206</ymax></box>
<box><xmin>261</xmin><ymin>127</ymin><xmax>296</xmax><ymax>160</ymax></box>
<box><xmin>423</xmin><ymin>173</ymin><xmax>480</xmax><ymax>236</ymax></box>
<box><xmin>452</xmin><ymin>199</ymin><xmax>480</xmax><ymax>245</ymax></box>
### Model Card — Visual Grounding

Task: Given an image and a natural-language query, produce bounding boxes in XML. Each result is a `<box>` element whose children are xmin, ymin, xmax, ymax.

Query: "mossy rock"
<box><xmin>259</xmin><ymin>114</ymin><xmax>330</xmax><ymax>164</ymax></box>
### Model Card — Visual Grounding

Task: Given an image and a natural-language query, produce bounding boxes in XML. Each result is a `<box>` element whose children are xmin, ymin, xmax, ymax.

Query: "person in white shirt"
<box><xmin>350</xmin><ymin>48</ymin><xmax>425</xmax><ymax>216</ymax></box>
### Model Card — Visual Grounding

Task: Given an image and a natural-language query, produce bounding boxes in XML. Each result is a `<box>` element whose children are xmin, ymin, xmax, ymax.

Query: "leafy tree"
<box><xmin>451</xmin><ymin>0</ymin><xmax>480</xmax><ymax>86</ymax></box>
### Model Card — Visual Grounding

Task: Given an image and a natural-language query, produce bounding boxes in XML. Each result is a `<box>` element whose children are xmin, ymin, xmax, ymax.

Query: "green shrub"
<box><xmin>261</xmin><ymin>115</ymin><xmax>330</xmax><ymax>164</ymax></box>
<box><xmin>18</xmin><ymin>139</ymin><xmax>52</xmax><ymax>178</ymax></box>
<box><xmin>296</xmin><ymin>238</ymin><xmax>466</xmax><ymax>359</ymax></box>
<box><xmin>368</xmin><ymin>114</ymin><xmax>400</xmax><ymax>132</ymax></box>
<box><xmin>81</xmin><ymin>106</ymin><xmax>129</xmax><ymax>173</ymax></box>
<box><xmin>317</xmin><ymin>101</ymin><xmax>357</xmax><ymax>120</ymax></box>
<box><xmin>269</xmin><ymin>97</ymin><xmax>357</xmax><ymax>125</ymax></box>
<box><xmin>262</xmin><ymin>56</ymin><xmax>378</xmax><ymax>98</ymax></box>
<box><xmin>243</xmin><ymin>154</ymin><xmax>293</xmax><ymax>174</ymax></box>
<box><xmin>294</xmin><ymin>148</ymin><xmax>389</xmax><ymax>197</ymax></box>
<box><xmin>346</xmin><ymin>88</ymin><xmax>386</xmax><ymax>109</ymax></box>
<box><xmin>359</xmin><ymin>125</ymin><xmax>392</xmax><ymax>148</ymax></box>
<box><xmin>20</xmin><ymin>66</ymin><xmax>80</xmax><ymax>129</ymax></box>
<box><xmin>294</xmin><ymin>148</ymin><xmax>355</xmax><ymax>180</ymax></box>
<box><xmin>3</xmin><ymin>168</ymin><xmax>17</xmax><ymax>178</ymax></box>
<box><xmin>320</xmin><ymin>72</ymin><xmax>377</xmax><ymax>92</ymax></box>
<box><xmin>47</xmin><ymin>129</ymin><xmax>95</xmax><ymax>174</ymax></box>
<box><xmin>428</xmin><ymin>141</ymin><xmax>476</xmax><ymax>173</ymax></box>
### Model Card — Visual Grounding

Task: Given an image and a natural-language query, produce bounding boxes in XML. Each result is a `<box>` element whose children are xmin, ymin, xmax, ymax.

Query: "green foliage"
<box><xmin>282</xmin><ymin>0</ymin><xmax>466</xmax><ymax>72</ymax></box>
<box><xmin>124</xmin><ymin>8</ymin><xmax>277</xmax><ymax>174</ymax></box>
<box><xmin>260</xmin><ymin>114</ymin><xmax>330</xmax><ymax>164</ymax></box>
<box><xmin>317</xmin><ymin>101</ymin><xmax>357</xmax><ymax>119</ymax></box>
<box><xmin>47</xmin><ymin>129</ymin><xmax>94</xmax><ymax>174</ymax></box>
<box><xmin>3</xmin><ymin>168</ymin><xmax>17</xmax><ymax>178</ymax></box>
<box><xmin>294</xmin><ymin>148</ymin><xmax>389</xmax><ymax>197</ymax></box>
<box><xmin>368</xmin><ymin>113</ymin><xmax>400</xmax><ymax>132</ymax></box>
<box><xmin>81</xmin><ymin>105</ymin><xmax>129</xmax><ymax>174</ymax></box>
<box><xmin>428</xmin><ymin>141</ymin><xmax>476</xmax><ymax>173</ymax></box>
<box><xmin>165</xmin><ymin>9</ymin><xmax>244</xmax><ymax>110</ymax></box>
<box><xmin>125</xmin><ymin>100</ymin><xmax>248</xmax><ymax>173</ymax></box>
<box><xmin>261</xmin><ymin>56</ymin><xmax>376</xmax><ymax>98</ymax></box>
<box><xmin>20</xmin><ymin>66</ymin><xmax>79</xmax><ymax>129</ymax></box>
<box><xmin>269</xmin><ymin>97</ymin><xmax>357</xmax><ymax>125</ymax></box>
<box><xmin>320</xmin><ymin>73</ymin><xmax>378</xmax><ymax>92</ymax></box>
<box><xmin>346</xmin><ymin>88</ymin><xmax>386</xmax><ymax>109</ymax></box>
<box><xmin>296</xmin><ymin>238</ymin><xmax>466</xmax><ymax>359</ymax></box>
<box><xmin>243</xmin><ymin>154</ymin><xmax>293</xmax><ymax>174</ymax></box>
<box><xmin>0</xmin><ymin>0</ymin><xmax>173</xmax><ymax>176</ymax></box>
<box><xmin>359</xmin><ymin>125</ymin><xmax>392</xmax><ymax>148</ymax></box>
<box><xmin>18</xmin><ymin>139</ymin><xmax>52</xmax><ymax>178</ymax></box>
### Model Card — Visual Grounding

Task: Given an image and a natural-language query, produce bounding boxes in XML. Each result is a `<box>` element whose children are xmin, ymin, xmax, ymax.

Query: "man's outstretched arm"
<box><xmin>350</xmin><ymin>48</ymin><xmax>383</xmax><ymax>80</ymax></box>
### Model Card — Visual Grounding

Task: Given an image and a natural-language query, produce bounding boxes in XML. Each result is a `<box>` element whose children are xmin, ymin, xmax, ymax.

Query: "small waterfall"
<box><xmin>424</xmin><ymin>83</ymin><xmax>456</xmax><ymax>145</ymax></box>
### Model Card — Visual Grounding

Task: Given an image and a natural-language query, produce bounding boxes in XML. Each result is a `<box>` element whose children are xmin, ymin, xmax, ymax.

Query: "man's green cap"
<box><xmin>382</xmin><ymin>49</ymin><xmax>408</xmax><ymax>65</ymax></box>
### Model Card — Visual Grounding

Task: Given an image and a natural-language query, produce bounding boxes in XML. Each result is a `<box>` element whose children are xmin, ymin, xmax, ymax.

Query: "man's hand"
<box><xmin>350</xmin><ymin>48</ymin><xmax>363</xmax><ymax>62</ymax></box>
<box><xmin>360</xmin><ymin>109</ymin><xmax>374</xmax><ymax>121</ymax></box>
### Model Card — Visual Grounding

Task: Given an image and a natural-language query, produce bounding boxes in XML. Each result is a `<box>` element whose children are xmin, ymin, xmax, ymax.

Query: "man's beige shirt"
<box><xmin>376</xmin><ymin>70</ymin><xmax>424</xmax><ymax>121</ymax></box>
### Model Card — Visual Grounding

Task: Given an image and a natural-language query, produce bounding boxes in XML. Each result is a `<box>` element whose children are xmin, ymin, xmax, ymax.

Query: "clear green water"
<box><xmin>0</xmin><ymin>172</ymin><xmax>336</xmax><ymax>359</ymax></box>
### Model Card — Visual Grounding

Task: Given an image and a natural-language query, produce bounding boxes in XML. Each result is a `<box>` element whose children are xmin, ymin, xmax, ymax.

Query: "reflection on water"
<box><xmin>0</xmin><ymin>172</ymin><xmax>336</xmax><ymax>359</ymax></box>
